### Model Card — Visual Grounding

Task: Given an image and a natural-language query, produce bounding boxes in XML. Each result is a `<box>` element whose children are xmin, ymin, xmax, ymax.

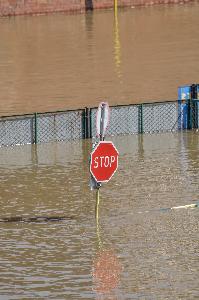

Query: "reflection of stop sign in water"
<box><xmin>90</xmin><ymin>141</ymin><xmax>119</xmax><ymax>183</ymax></box>
<box><xmin>92</xmin><ymin>249</ymin><xmax>122</xmax><ymax>293</ymax></box>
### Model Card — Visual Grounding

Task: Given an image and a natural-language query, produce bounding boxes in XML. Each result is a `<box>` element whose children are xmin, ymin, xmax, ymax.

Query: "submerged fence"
<box><xmin>0</xmin><ymin>100</ymin><xmax>198</xmax><ymax>147</ymax></box>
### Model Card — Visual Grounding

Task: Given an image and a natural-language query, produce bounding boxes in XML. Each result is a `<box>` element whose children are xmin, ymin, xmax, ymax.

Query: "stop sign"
<box><xmin>90</xmin><ymin>141</ymin><xmax>119</xmax><ymax>183</ymax></box>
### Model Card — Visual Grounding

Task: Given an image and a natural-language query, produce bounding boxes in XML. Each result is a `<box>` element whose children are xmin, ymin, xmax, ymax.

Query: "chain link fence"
<box><xmin>0</xmin><ymin>100</ymin><xmax>198</xmax><ymax>147</ymax></box>
<box><xmin>0</xmin><ymin>114</ymin><xmax>34</xmax><ymax>147</ymax></box>
<box><xmin>142</xmin><ymin>101</ymin><xmax>178</xmax><ymax>133</ymax></box>
<box><xmin>91</xmin><ymin>104</ymin><xmax>139</xmax><ymax>137</ymax></box>
<box><xmin>36</xmin><ymin>110</ymin><xmax>83</xmax><ymax>144</ymax></box>
<box><xmin>90</xmin><ymin>101</ymin><xmax>178</xmax><ymax>137</ymax></box>
<box><xmin>0</xmin><ymin>110</ymin><xmax>84</xmax><ymax>147</ymax></box>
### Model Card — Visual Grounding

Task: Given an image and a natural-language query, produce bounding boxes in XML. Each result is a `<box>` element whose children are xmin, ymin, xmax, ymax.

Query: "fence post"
<box><xmin>138</xmin><ymin>104</ymin><xmax>143</xmax><ymax>134</ymax></box>
<box><xmin>85</xmin><ymin>107</ymin><xmax>89</xmax><ymax>139</ymax></box>
<box><xmin>34</xmin><ymin>112</ymin><xmax>38</xmax><ymax>144</ymax></box>
<box><xmin>83</xmin><ymin>107</ymin><xmax>92</xmax><ymax>139</ymax></box>
<box><xmin>190</xmin><ymin>84</ymin><xmax>199</xmax><ymax>129</ymax></box>
<box><xmin>191</xmin><ymin>99</ymin><xmax>198</xmax><ymax>129</ymax></box>
<box><xmin>195</xmin><ymin>100</ymin><xmax>199</xmax><ymax>129</ymax></box>
<box><xmin>89</xmin><ymin>108</ymin><xmax>92</xmax><ymax>139</ymax></box>
<box><xmin>82</xmin><ymin>109</ymin><xmax>86</xmax><ymax>139</ymax></box>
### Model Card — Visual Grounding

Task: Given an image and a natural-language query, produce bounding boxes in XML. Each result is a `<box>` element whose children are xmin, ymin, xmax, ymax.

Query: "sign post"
<box><xmin>89</xmin><ymin>102</ymin><xmax>119</xmax><ymax>219</ymax></box>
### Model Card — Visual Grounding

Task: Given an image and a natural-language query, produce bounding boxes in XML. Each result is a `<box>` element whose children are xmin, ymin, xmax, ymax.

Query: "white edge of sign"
<box><xmin>90</xmin><ymin>141</ymin><xmax>119</xmax><ymax>183</ymax></box>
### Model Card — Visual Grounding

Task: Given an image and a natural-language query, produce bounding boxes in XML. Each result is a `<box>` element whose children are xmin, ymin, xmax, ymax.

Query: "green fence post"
<box><xmin>85</xmin><ymin>107</ymin><xmax>89</xmax><ymax>139</ymax></box>
<box><xmin>82</xmin><ymin>109</ymin><xmax>86</xmax><ymax>139</ymax></box>
<box><xmin>191</xmin><ymin>84</ymin><xmax>199</xmax><ymax>129</ymax></box>
<box><xmin>89</xmin><ymin>108</ymin><xmax>92</xmax><ymax>139</ymax></box>
<box><xmin>83</xmin><ymin>107</ymin><xmax>92</xmax><ymax>139</ymax></box>
<box><xmin>195</xmin><ymin>100</ymin><xmax>199</xmax><ymax>129</ymax></box>
<box><xmin>191</xmin><ymin>99</ymin><xmax>198</xmax><ymax>129</ymax></box>
<box><xmin>190</xmin><ymin>99</ymin><xmax>194</xmax><ymax>129</ymax></box>
<box><xmin>34</xmin><ymin>112</ymin><xmax>38</xmax><ymax>144</ymax></box>
<box><xmin>138</xmin><ymin>104</ymin><xmax>143</xmax><ymax>134</ymax></box>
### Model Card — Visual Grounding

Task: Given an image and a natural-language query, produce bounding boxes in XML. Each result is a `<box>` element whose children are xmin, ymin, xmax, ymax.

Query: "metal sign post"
<box><xmin>90</xmin><ymin>102</ymin><xmax>110</xmax><ymax>191</ymax></box>
<box><xmin>89</xmin><ymin>102</ymin><xmax>119</xmax><ymax>219</ymax></box>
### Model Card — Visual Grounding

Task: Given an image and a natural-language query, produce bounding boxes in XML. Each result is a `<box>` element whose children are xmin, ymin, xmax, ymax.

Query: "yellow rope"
<box><xmin>95</xmin><ymin>188</ymin><xmax>103</xmax><ymax>249</ymax></box>
<box><xmin>95</xmin><ymin>188</ymin><xmax>100</xmax><ymax>219</ymax></box>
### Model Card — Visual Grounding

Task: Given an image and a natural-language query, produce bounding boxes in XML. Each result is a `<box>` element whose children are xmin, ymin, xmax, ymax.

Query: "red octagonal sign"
<box><xmin>90</xmin><ymin>141</ymin><xmax>119</xmax><ymax>183</ymax></box>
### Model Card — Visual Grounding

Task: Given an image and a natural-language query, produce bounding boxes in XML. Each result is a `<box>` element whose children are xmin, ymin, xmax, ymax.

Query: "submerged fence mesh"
<box><xmin>36</xmin><ymin>110</ymin><xmax>83</xmax><ymax>144</ymax></box>
<box><xmin>0</xmin><ymin>115</ymin><xmax>34</xmax><ymax>147</ymax></box>
<box><xmin>0</xmin><ymin>110</ymin><xmax>84</xmax><ymax>147</ymax></box>
<box><xmin>142</xmin><ymin>101</ymin><xmax>178</xmax><ymax>133</ymax></box>
<box><xmin>0</xmin><ymin>100</ymin><xmax>198</xmax><ymax>147</ymax></box>
<box><xmin>90</xmin><ymin>101</ymin><xmax>178</xmax><ymax>136</ymax></box>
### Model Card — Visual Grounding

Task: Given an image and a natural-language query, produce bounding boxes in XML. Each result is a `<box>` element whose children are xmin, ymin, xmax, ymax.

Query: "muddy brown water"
<box><xmin>0</xmin><ymin>131</ymin><xmax>198</xmax><ymax>299</ymax></box>
<box><xmin>1</xmin><ymin>3</ymin><xmax>199</xmax><ymax>116</ymax></box>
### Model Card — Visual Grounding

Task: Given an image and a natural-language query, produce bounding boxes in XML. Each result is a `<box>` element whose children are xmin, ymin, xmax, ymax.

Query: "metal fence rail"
<box><xmin>0</xmin><ymin>100</ymin><xmax>198</xmax><ymax>147</ymax></box>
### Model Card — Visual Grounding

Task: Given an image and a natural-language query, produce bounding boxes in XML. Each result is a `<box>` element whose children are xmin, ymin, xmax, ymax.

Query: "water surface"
<box><xmin>1</xmin><ymin>3</ymin><xmax>199</xmax><ymax>115</ymax></box>
<box><xmin>0</xmin><ymin>131</ymin><xmax>198</xmax><ymax>299</ymax></box>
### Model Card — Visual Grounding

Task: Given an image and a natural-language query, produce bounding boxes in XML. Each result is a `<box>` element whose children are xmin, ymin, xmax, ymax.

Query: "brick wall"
<box><xmin>0</xmin><ymin>0</ymin><xmax>194</xmax><ymax>17</ymax></box>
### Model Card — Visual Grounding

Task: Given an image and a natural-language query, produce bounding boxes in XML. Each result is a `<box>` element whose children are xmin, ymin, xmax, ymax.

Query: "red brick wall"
<box><xmin>0</xmin><ymin>0</ymin><xmax>194</xmax><ymax>17</ymax></box>
<box><xmin>0</xmin><ymin>0</ymin><xmax>85</xmax><ymax>17</ymax></box>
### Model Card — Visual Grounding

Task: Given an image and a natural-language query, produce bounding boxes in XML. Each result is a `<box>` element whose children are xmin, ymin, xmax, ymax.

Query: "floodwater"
<box><xmin>1</xmin><ymin>3</ymin><xmax>199</xmax><ymax>116</ymax></box>
<box><xmin>0</xmin><ymin>131</ymin><xmax>198</xmax><ymax>299</ymax></box>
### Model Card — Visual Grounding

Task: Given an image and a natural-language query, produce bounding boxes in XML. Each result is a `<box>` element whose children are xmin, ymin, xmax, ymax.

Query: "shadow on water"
<box><xmin>138</xmin><ymin>134</ymin><xmax>144</xmax><ymax>160</ymax></box>
<box><xmin>85</xmin><ymin>0</ymin><xmax>93</xmax><ymax>11</ymax></box>
<box><xmin>0</xmin><ymin>215</ymin><xmax>75</xmax><ymax>223</ymax></box>
<box><xmin>85</xmin><ymin>7</ymin><xmax>94</xmax><ymax>62</ymax></box>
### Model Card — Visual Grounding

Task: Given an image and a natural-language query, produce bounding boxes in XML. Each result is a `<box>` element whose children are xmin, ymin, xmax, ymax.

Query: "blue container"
<box><xmin>178</xmin><ymin>85</ymin><xmax>191</xmax><ymax>130</ymax></box>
